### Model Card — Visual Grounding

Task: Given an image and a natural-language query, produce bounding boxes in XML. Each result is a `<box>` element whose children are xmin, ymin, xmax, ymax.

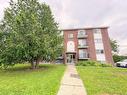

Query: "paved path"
<box><xmin>57</xmin><ymin>64</ymin><xmax>87</xmax><ymax>95</ymax></box>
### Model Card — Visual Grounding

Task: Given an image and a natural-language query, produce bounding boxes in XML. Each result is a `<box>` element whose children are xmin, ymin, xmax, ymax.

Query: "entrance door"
<box><xmin>67</xmin><ymin>54</ymin><xmax>75</xmax><ymax>64</ymax></box>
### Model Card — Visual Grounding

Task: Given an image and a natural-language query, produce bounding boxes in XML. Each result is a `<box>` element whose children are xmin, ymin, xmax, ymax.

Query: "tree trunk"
<box><xmin>30</xmin><ymin>61</ymin><xmax>35</xmax><ymax>69</ymax></box>
<box><xmin>51</xmin><ymin>60</ymin><xmax>55</xmax><ymax>64</ymax></box>
<box><xmin>35</xmin><ymin>58</ymin><xmax>40</xmax><ymax>69</ymax></box>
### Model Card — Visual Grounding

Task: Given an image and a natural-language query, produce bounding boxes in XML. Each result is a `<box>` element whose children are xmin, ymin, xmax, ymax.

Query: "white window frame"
<box><xmin>93</xmin><ymin>29</ymin><xmax>101</xmax><ymax>34</ymax></box>
<box><xmin>79</xmin><ymin>50</ymin><xmax>88</xmax><ymax>58</ymax></box>
<box><xmin>94</xmin><ymin>38</ymin><xmax>103</xmax><ymax>43</ymax></box>
<box><xmin>78</xmin><ymin>39</ymin><xmax>87</xmax><ymax>46</ymax></box>
<box><xmin>68</xmin><ymin>33</ymin><xmax>74</xmax><ymax>39</ymax></box>
<box><xmin>78</xmin><ymin>30</ymin><xmax>86</xmax><ymax>36</ymax></box>
<box><xmin>96</xmin><ymin>49</ymin><xmax>104</xmax><ymax>54</ymax></box>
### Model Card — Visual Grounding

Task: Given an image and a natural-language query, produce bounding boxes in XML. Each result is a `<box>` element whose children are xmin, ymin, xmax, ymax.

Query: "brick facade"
<box><xmin>63</xmin><ymin>27</ymin><xmax>114</xmax><ymax>64</ymax></box>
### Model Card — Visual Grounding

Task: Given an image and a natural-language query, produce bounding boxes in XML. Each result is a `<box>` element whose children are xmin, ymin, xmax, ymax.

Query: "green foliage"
<box><xmin>113</xmin><ymin>54</ymin><xmax>127</xmax><ymax>63</ymax></box>
<box><xmin>0</xmin><ymin>0</ymin><xmax>62</xmax><ymax>69</ymax></box>
<box><xmin>76</xmin><ymin>60</ymin><xmax>97</xmax><ymax>66</ymax></box>
<box><xmin>76</xmin><ymin>60</ymin><xmax>112</xmax><ymax>67</ymax></box>
<box><xmin>110</xmin><ymin>39</ymin><xmax>119</xmax><ymax>53</ymax></box>
<box><xmin>99</xmin><ymin>63</ymin><xmax>112</xmax><ymax>67</ymax></box>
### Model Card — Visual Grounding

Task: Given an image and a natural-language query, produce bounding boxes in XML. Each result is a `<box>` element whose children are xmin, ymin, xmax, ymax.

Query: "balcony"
<box><xmin>78</xmin><ymin>45</ymin><xmax>89</xmax><ymax>49</ymax></box>
<box><xmin>78</xmin><ymin>53</ymin><xmax>89</xmax><ymax>59</ymax></box>
<box><xmin>77</xmin><ymin>34</ymin><xmax>88</xmax><ymax>38</ymax></box>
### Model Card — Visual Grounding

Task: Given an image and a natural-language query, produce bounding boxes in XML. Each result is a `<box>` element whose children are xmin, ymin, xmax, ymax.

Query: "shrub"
<box><xmin>76</xmin><ymin>61</ymin><xmax>88</xmax><ymax>66</ymax></box>
<box><xmin>113</xmin><ymin>54</ymin><xmax>127</xmax><ymax>63</ymax></box>
<box><xmin>76</xmin><ymin>61</ymin><xmax>97</xmax><ymax>66</ymax></box>
<box><xmin>76</xmin><ymin>60</ymin><xmax>112</xmax><ymax>67</ymax></box>
<box><xmin>86</xmin><ymin>61</ymin><xmax>97</xmax><ymax>66</ymax></box>
<box><xmin>99</xmin><ymin>63</ymin><xmax>112</xmax><ymax>67</ymax></box>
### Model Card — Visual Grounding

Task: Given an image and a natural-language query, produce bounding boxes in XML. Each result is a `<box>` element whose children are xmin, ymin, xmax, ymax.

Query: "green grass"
<box><xmin>0</xmin><ymin>64</ymin><xmax>65</xmax><ymax>95</ymax></box>
<box><xmin>77</xmin><ymin>66</ymin><xmax>127</xmax><ymax>95</ymax></box>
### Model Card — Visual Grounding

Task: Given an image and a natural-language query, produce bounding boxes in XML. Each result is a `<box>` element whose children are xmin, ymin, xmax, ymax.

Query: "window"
<box><xmin>94</xmin><ymin>38</ymin><xmax>102</xmax><ymax>43</ymax></box>
<box><xmin>78</xmin><ymin>30</ymin><xmax>86</xmax><ymax>35</ymax></box>
<box><xmin>67</xmin><ymin>41</ymin><xmax>75</xmax><ymax>52</ymax></box>
<box><xmin>68</xmin><ymin>33</ymin><xmax>73</xmax><ymax>39</ymax></box>
<box><xmin>96</xmin><ymin>49</ymin><xmax>104</xmax><ymax>54</ymax></box>
<box><xmin>78</xmin><ymin>39</ymin><xmax>87</xmax><ymax>46</ymax></box>
<box><xmin>79</xmin><ymin>50</ymin><xmax>88</xmax><ymax>58</ymax></box>
<box><xmin>93</xmin><ymin>29</ymin><xmax>101</xmax><ymax>34</ymax></box>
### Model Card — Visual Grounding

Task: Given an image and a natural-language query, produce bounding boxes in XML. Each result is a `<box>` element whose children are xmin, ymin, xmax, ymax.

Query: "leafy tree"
<box><xmin>110</xmin><ymin>39</ymin><xmax>127</xmax><ymax>63</ymax></box>
<box><xmin>113</xmin><ymin>54</ymin><xmax>127</xmax><ymax>63</ymax></box>
<box><xmin>110</xmin><ymin>39</ymin><xmax>119</xmax><ymax>53</ymax></box>
<box><xmin>0</xmin><ymin>0</ymin><xmax>62</xmax><ymax>69</ymax></box>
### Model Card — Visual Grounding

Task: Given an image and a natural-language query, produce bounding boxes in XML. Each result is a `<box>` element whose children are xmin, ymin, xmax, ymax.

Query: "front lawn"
<box><xmin>77</xmin><ymin>66</ymin><xmax>127</xmax><ymax>95</ymax></box>
<box><xmin>0</xmin><ymin>64</ymin><xmax>65</xmax><ymax>95</ymax></box>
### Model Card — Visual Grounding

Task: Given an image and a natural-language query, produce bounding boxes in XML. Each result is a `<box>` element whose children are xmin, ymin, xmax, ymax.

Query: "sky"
<box><xmin>0</xmin><ymin>0</ymin><xmax>127</xmax><ymax>55</ymax></box>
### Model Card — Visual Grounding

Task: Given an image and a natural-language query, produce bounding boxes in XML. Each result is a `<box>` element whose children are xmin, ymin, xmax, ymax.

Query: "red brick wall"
<box><xmin>63</xmin><ymin>28</ymin><xmax>114</xmax><ymax>64</ymax></box>
<box><xmin>101</xmin><ymin>28</ymin><xmax>114</xmax><ymax>64</ymax></box>
<box><xmin>64</xmin><ymin>30</ymin><xmax>78</xmax><ymax>51</ymax></box>
<box><xmin>87</xmin><ymin>29</ymin><xmax>97</xmax><ymax>60</ymax></box>
<box><xmin>63</xmin><ymin>30</ymin><xmax>78</xmax><ymax>63</ymax></box>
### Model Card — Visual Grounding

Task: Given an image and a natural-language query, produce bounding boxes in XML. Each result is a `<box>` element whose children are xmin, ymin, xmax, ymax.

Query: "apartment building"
<box><xmin>62</xmin><ymin>27</ymin><xmax>114</xmax><ymax>64</ymax></box>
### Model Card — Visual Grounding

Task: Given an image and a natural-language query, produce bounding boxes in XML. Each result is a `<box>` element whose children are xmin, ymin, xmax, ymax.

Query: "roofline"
<box><xmin>60</xmin><ymin>26</ymin><xmax>109</xmax><ymax>31</ymax></box>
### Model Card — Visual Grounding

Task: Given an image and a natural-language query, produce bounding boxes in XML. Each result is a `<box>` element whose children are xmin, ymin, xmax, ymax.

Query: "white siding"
<box><xmin>93</xmin><ymin>29</ymin><xmax>106</xmax><ymax>62</ymax></box>
<box><xmin>96</xmin><ymin>54</ymin><xmax>106</xmax><ymax>61</ymax></box>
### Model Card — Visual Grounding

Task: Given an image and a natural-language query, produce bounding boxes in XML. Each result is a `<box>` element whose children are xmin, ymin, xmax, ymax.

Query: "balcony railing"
<box><xmin>79</xmin><ymin>53</ymin><xmax>89</xmax><ymax>59</ymax></box>
<box><xmin>78</xmin><ymin>45</ymin><xmax>89</xmax><ymax>48</ymax></box>
<box><xmin>77</xmin><ymin>34</ymin><xmax>88</xmax><ymax>38</ymax></box>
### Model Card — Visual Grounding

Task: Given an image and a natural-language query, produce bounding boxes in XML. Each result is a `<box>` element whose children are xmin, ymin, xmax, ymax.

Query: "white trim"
<box><xmin>67</xmin><ymin>41</ymin><xmax>75</xmax><ymax>52</ymax></box>
<box><xmin>93</xmin><ymin>29</ymin><xmax>106</xmax><ymax>62</ymax></box>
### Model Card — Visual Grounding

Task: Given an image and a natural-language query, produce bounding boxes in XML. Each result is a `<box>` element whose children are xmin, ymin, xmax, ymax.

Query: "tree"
<box><xmin>0</xmin><ymin>0</ymin><xmax>62</xmax><ymax>69</ymax></box>
<box><xmin>113</xmin><ymin>54</ymin><xmax>127</xmax><ymax>63</ymax></box>
<box><xmin>110</xmin><ymin>39</ymin><xmax>127</xmax><ymax>63</ymax></box>
<box><xmin>110</xmin><ymin>39</ymin><xmax>119</xmax><ymax>53</ymax></box>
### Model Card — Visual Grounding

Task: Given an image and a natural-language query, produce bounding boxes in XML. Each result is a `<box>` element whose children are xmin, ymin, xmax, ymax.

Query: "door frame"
<box><xmin>66</xmin><ymin>53</ymin><xmax>75</xmax><ymax>64</ymax></box>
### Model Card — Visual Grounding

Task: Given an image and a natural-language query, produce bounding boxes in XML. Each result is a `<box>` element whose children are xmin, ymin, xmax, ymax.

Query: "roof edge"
<box><xmin>60</xmin><ymin>26</ymin><xmax>109</xmax><ymax>31</ymax></box>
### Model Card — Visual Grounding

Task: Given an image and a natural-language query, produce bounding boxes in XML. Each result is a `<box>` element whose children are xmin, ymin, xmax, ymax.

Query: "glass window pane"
<box><xmin>78</xmin><ymin>39</ymin><xmax>87</xmax><ymax>46</ymax></box>
<box><xmin>94</xmin><ymin>38</ymin><xmax>102</xmax><ymax>43</ymax></box>
<box><xmin>79</xmin><ymin>50</ymin><xmax>88</xmax><ymax>58</ymax></box>
<box><xmin>78</xmin><ymin>30</ymin><xmax>86</xmax><ymax>35</ymax></box>
<box><xmin>93</xmin><ymin>29</ymin><xmax>101</xmax><ymax>34</ymax></box>
<box><xmin>68</xmin><ymin>33</ymin><xmax>73</xmax><ymax>39</ymax></box>
<box><xmin>96</xmin><ymin>49</ymin><xmax>104</xmax><ymax>54</ymax></box>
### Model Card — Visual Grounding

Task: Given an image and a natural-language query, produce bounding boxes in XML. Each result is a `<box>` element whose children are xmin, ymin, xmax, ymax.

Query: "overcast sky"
<box><xmin>0</xmin><ymin>0</ymin><xmax>127</xmax><ymax>55</ymax></box>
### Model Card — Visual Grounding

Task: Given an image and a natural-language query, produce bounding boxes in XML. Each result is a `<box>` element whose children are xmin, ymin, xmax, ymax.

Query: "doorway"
<box><xmin>67</xmin><ymin>54</ymin><xmax>75</xmax><ymax>64</ymax></box>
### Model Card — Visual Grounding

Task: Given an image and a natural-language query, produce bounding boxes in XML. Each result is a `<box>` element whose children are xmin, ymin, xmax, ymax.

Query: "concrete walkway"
<box><xmin>57</xmin><ymin>64</ymin><xmax>87</xmax><ymax>95</ymax></box>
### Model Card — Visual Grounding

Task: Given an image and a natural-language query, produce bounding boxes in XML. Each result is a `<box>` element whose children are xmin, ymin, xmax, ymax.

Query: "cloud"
<box><xmin>0</xmin><ymin>0</ymin><xmax>127</xmax><ymax>54</ymax></box>
<box><xmin>0</xmin><ymin>0</ymin><xmax>10</xmax><ymax>20</ymax></box>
